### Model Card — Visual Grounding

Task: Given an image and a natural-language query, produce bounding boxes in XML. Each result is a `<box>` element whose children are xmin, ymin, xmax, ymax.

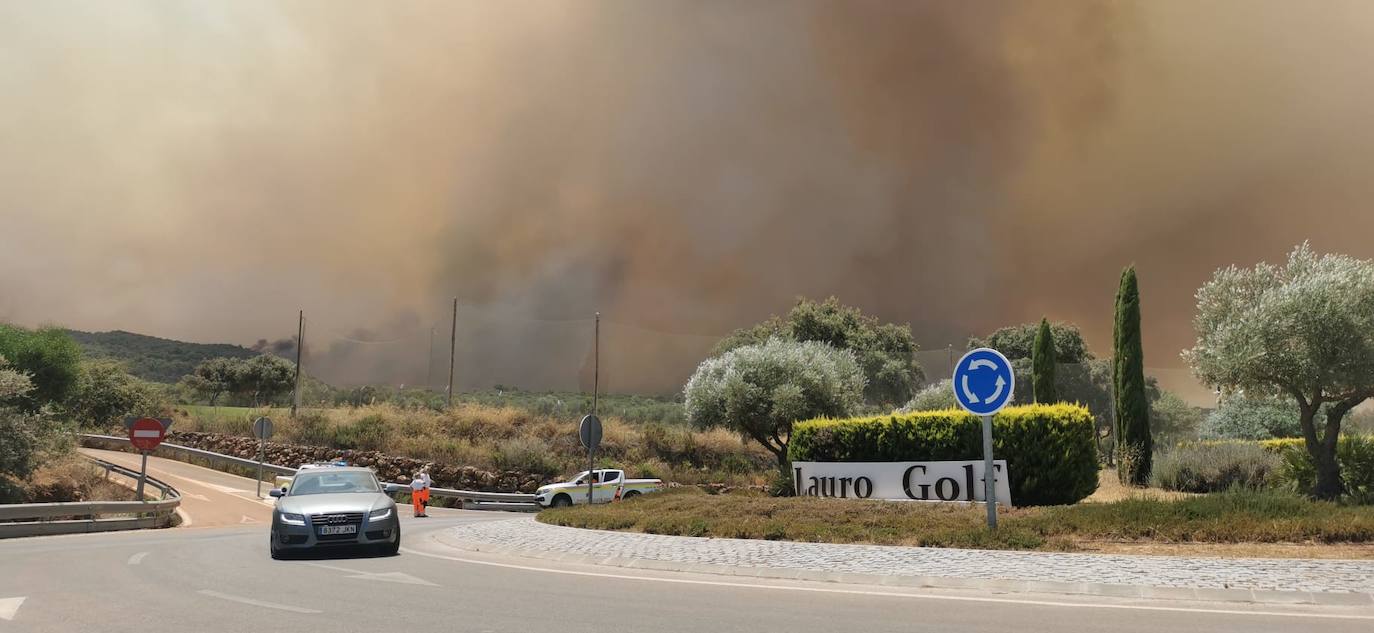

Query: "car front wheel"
<box><xmin>552</xmin><ymin>494</ymin><xmax>572</xmax><ymax>508</ymax></box>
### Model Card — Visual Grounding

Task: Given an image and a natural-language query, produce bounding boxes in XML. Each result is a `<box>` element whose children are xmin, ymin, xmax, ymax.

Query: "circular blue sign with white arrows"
<box><xmin>952</xmin><ymin>347</ymin><xmax>1016</xmax><ymax>416</ymax></box>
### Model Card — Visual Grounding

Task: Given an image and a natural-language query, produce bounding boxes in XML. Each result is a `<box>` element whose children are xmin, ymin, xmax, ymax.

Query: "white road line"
<box><xmin>0</xmin><ymin>597</ymin><xmax>25</xmax><ymax>621</ymax></box>
<box><xmin>127</xmin><ymin>551</ymin><xmax>149</xmax><ymax>565</ymax></box>
<box><xmin>176</xmin><ymin>508</ymin><xmax>194</xmax><ymax>527</ymax></box>
<box><xmin>300</xmin><ymin>562</ymin><xmax>361</xmax><ymax>574</ymax></box>
<box><xmin>401</xmin><ymin>538</ymin><xmax>1374</xmax><ymax>622</ymax></box>
<box><xmin>196</xmin><ymin>590</ymin><xmax>321</xmax><ymax>614</ymax></box>
<box><xmin>299</xmin><ymin>562</ymin><xmax>438</xmax><ymax>586</ymax></box>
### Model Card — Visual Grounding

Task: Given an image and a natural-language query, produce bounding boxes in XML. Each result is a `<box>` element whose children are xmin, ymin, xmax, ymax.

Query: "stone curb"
<box><xmin>433</xmin><ymin>528</ymin><xmax>1374</xmax><ymax>607</ymax></box>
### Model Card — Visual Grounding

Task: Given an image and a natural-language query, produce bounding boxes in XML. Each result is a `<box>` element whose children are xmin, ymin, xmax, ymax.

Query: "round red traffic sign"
<box><xmin>128</xmin><ymin>417</ymin><xmax>166</xmax><ymax>451</ymax></box>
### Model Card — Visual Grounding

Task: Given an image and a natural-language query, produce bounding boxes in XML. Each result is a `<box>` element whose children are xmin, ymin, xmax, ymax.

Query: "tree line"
<box><xmin>684</xmin><ymin>244</ymin><xmax>1374</xmax><ymax>502</ymax></box>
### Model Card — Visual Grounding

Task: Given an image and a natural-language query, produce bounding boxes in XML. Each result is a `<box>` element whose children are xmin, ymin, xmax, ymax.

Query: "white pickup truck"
<box><xmin>534</xmin><ymin>469</ymin><xmax>662</xmax><ymax>508</ymax></box>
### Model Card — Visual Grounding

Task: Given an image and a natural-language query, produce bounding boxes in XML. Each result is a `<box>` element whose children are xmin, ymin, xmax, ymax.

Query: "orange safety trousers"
<box><xmin>412</xmin><ymin>488</ymin><xmax>429</xmax><ymax>515</ymax></box>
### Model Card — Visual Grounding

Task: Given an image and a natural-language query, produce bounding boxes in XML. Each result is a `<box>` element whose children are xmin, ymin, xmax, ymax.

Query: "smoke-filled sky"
<box><xmin>3</xmin><ymin>1</ymin><xmax>1374</xmax><ymax>396</ymax></box>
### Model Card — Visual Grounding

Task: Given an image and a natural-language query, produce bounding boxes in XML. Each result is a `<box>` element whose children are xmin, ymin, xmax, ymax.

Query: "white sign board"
<box><xmin>793</xmin><ymin>461</ymin><xmax>1012</xmax><ymax>506</ymax></box>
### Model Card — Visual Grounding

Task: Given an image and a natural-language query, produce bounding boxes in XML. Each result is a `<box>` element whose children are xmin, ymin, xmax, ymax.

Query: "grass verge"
<box><xmin>3</xmin><ymin>455</ymin><xmax>140</xmax><ymax>503</ymax></box>
<box><xmin>539</xmin><ymin>487</ymin><xmax>1374</xmax><ymax>555</ymax></box>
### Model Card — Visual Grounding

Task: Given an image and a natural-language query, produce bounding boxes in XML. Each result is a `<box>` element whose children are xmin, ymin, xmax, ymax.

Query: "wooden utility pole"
<box><xmin>447</xmin><ymin>298</ymin><xmax>457</xmax><ymax>408</ymax></box>
<box><xmin>291</xmin><ymin>310</ymin><xmax>304</xmax><ymax>417</ymax></box>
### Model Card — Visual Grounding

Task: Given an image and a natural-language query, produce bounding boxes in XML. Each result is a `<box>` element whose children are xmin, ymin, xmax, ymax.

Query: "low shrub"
<box><xmin>333</xmin><ymin>413</ymin><xmax>390</xmax><ymax>451</ymax></box>
<box><xmin>490</xmin><ymin>437</ymin><xmax>561</xmax><ymax>477</ymax></box>
<box><xmin>789</xmin><ymin>404</ymin><xmax>1098</xmax><ymax>505</ymax></box>
<box><xmin>898</xmin><ymin>380</ymin><xmax>957</xmax><ymax>412</ymax></box>
<box><xmin>1151</xmin><ymin>441</ymin><xmax>1279</xmax><ymax>493</ymax></box>
<box><xmin>1271</xmin><ymin>435</ymin><xmax>1374</xmax><ymax>503</ymax></box>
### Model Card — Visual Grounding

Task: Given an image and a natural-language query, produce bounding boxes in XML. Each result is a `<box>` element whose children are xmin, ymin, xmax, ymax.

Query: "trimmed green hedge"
<box><xmin>789</xmin><ymin>404</ymin><xmax>1098</xmax><ymax>506</ymax></box>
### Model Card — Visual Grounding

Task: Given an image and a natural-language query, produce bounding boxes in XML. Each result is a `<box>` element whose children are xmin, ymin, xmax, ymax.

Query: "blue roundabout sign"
<box><xmin>952</xmin><ymin>347</ymin><xmax>1016</xmax><ymax>416</ymax></box>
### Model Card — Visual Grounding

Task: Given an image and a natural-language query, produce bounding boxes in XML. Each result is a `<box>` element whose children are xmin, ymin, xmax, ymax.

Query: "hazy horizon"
<box><xmin>4</xmin><ymin>1</ymin><xmax>1374</xmax><ymax>400</ymax></box>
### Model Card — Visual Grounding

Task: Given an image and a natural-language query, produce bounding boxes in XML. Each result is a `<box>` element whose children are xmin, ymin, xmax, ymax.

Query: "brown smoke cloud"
<box><xmin>2</xmin><ymin>2</ymin><xmax>1373</xmax><ymax>399</ymax></box>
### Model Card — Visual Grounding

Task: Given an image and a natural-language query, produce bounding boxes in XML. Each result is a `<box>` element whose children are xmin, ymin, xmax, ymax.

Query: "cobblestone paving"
<box><xmin>448</xmin><ymin>517</ymin><xmax>1374</xmax><ymax>594</ymax></box>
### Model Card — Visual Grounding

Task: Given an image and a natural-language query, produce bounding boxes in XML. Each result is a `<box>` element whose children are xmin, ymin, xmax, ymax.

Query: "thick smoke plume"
<box><xmin>3</xmin><ymin>2</ymin><xmax>1374</xmax><ymax>399</ymax></box>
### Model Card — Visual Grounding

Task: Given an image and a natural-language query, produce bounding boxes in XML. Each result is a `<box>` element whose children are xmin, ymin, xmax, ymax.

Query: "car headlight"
<box><xmin>369</xmin><ymin>507</ymin><xmax>392</xmax><ymax>521</ymax></box>
<box><xmin>279</xmin><ymin>512</ymin><xmax>306</xmax><ymax>526</ymax></box>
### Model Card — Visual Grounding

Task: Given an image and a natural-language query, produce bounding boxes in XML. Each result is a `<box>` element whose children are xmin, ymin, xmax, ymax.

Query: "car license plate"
<box><xmin>318</xmin><ymin>525</ymin><xmax>357</xmax><ymax>535</ymax></box>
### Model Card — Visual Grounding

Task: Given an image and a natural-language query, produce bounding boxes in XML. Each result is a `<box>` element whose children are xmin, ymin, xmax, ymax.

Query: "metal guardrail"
<box><xmin>380</xmin><ymin>483</ymin><xmax>539</xmax><ymax>511</ymax></box>
<box><xmin>0</xmin><ymin>456</ymin><xmax>181</xmax><ymax>539</ymax></box>
<box><xmin>80</xmin><ymin>433</ymin><xmax>539</xmax><ymax>511</ymax></box>
<box><xmin>80</xmin><ymin>433</ymin><xmax>298</xmax><ymax>477</ymax></box>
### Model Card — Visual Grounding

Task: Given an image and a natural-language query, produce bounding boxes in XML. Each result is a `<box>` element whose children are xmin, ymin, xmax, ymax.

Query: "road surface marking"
<box><xmin>300</xmin><ymin>562</ymin><xmax>437</xmax><ymax>586</ymax></box>
<box><xmin>344</xmin><ymin>571</ymin><xmax>437</xmax><ymax>586</ymax></box>
<box><xmin>240</xmin><ymin>515</ymin><xmax>259</xmax><ymax>524</ymax></box>
<box><xmin>196</xmin><ymin>590</ymin><xmax>321</xmax><ymax>614</ymax></box>
<box><xmin>181</xmin><ymin>492</ymin><xmax>210</xmax><ymax>502</ymax></box>
<box><xmin>0</xmin><ymin>597</ymin><xmax>25</xmax><ymax>621</ymax></box>
<box><xmin>127</xmin><ymin>551</ymin><xmax>149</xmax><ymax>565</ymax></box>
<box><xmin>151</xmin><ymin>470</ymin><xmax>247</xmax><ymax>495</ymax></box>
<box><xmin>176</xmin><ymin>508</ymin><xmax>194</xmax><ymax>527</ymax></box>
<box><xmin>402</xmin><ymin>541</ymin><xmax>1374</xmax><ymax>622</ymax></box>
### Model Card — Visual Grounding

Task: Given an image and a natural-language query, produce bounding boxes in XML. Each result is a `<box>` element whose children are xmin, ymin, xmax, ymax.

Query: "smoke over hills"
<box><xmin>3</xmin><ymin>2</ymin><xmax>1373</xmax><ymax>397</ymax></box>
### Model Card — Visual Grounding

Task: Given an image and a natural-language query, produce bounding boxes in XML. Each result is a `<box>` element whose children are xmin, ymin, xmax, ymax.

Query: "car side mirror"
<box><xmin>269</xmin><ymin>488</ymin><xmax>284</xmax><ymax>498</ymax></box>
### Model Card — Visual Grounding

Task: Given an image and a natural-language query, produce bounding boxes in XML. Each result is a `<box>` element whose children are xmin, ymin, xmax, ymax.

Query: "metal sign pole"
<box><xmin>137</xmin><ymin>451</ymin><xmax>148</xmax><ymax>500</ymax></box>
<box><xmin>256</xmin><ymin>438</ymin><xmax>265</xmax><ymax>499</ymax></box>
<box><xmin>982</xmin><ymin>415</ymin><xmax>997</xmax><ymax>529</ymax></box>
<box><xmin>586</xmin><ymin>448</ymin><xmax>595</xmax><ymax>506</ymax></box>
<box><xmin>587</xmin><ymin>312</ymin><xmax>600</xmax><ymax>507</ymax></box>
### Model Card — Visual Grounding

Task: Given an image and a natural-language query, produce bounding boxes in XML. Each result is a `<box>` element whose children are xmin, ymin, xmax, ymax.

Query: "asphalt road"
<box><xmin>3</xmin><ymin>456</ymin><xmax>1372</xmax><ymax>632</ymax></box>
<box><xmin>80</xmin><ymin>448</ymin><xmax>275</xmax><ymax>527</ymax></box>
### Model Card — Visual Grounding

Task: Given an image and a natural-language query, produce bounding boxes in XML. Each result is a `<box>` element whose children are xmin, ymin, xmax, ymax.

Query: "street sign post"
<box><xmin>579</xmin><ymin>414</ymin><xmax>602</xmax><ymax>505</ymax></box>
<box><xmin>253</xmin><ymin>417</ymin><xmax>273</xmax><ymax>498</ymax></box>
<box><xmin>126</xmin><ymin>417</ymin><xmax>169</xmax><ymax>500</ymax></box>
<box><xmin>952</xmin><ymin>348</ymin><xmax>1015</xmax><ymax>529</ymax></box>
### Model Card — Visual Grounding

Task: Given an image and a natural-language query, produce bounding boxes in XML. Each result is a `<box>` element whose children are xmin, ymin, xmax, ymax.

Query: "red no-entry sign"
<box><xmin>128</xmin><ymin>417</ymin><xmax>166</xmax><ymax>451</ymax></box>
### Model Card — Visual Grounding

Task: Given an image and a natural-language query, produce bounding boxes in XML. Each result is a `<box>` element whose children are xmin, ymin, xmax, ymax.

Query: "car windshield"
<box><xmin>288</xmin><ymin>471</ymin><xmax>380</xmax><ymax>496</ymax></box>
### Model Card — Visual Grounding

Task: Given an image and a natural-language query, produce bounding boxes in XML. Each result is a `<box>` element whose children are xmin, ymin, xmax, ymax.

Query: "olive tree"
<box><xmin>1200</xmin><ymin>395</ymin><xmax>1303</xmax><ymax>440</ymax></box>
<box><xmin>0</xmin><ymin>355</ymin><xmax>58</xmax><ymax>481</ymax></box>
<box><xmin>1184</xmin><ymin>243</ymin><xmax>1374</xmax><ymax>499</ymax></box>
<box><xmin>713</xmin><ymin>298</ymin><xmax>920</xmax><ymax>407</ymax></box>
<box><xmin>236</xmin><ymin>354</ymin><xmax>296</xmax><ymax>406</ymax></box>
<box><xmin>0</xmin><ymin>355</ymin><xmax>30</xmax><ymax>401</ymax></box>
<box><xmin>66</xmin><ymin>359</ymin><xmax>164</xmax><ymax>429</ymax></box>
<box><xmin>183</xmin><ymin>357</ymin><xmax>242</xmax><ymax>406</ymax></box>
<box><xmin>0</xmin><ymin>325</ymin><xmax>81</xmax><ymax>411</ymax></box>
<box><xmin>684</xmin><ymin>338</ymin><xmax>865</xmax><ymax>476</ymax></box>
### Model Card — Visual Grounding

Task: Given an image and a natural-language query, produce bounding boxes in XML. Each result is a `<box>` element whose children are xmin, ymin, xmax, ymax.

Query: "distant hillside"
<box><xmin>66</xmin><ymin>329</ymin><xmax>256</xmax><ymax>383</ymax></box>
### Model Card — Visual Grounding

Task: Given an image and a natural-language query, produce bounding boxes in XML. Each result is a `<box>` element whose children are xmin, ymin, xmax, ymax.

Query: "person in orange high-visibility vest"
<box><xmin>420</xmin><ymin>469</ymin><xmax>432</xmax><ymax>513</ymax></box>
<box><xmin>409</xmin><ymin>472</ymin><xmax>428</xmax><ymax>518</ymax></box>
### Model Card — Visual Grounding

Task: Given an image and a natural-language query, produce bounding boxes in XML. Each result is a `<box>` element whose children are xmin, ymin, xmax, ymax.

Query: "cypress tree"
<box><xmin>1032</xmin><ymin>318</ymin><xmax>1057</xmax><ymax>403</ymax></box>
<box><xmin>1113</xmin><ymin>266</ymin><xmax>1152</xmax><ymax>485</ymax></box>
